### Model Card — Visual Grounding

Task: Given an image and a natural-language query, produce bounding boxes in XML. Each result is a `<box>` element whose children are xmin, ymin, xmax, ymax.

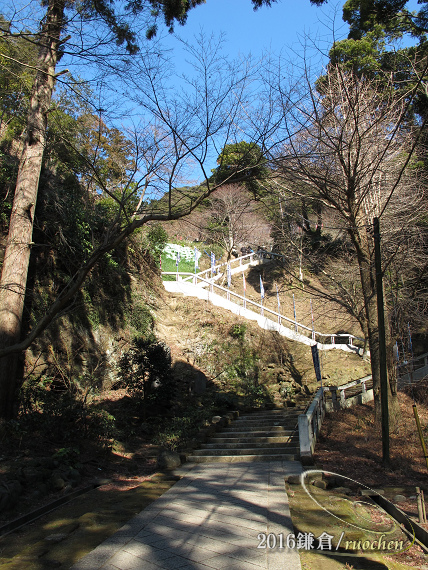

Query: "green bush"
<box><xmin>229</xmin><ymin>323</ymin><xmax>247</xmax><ymax>339</ymax></box>
<box><xmin>152</xmin><ymin>408</ymin><xmax>212</xmax><ymax>450</ymax></box>
<box><xmin>146</xmin><ymin>224</ymin><xmax>168</xmax><ymax>257</ymax></box>
<box><xmin>89</xmin><ymin>409</ymin><xmax>117</xmax><ymax>439</ymax></box>
<box><xmin>153</xmin><ymin>416</ymin><xmax>193</xmax><ymax>450</ymax></box>
<box><xmin>52</xmin><ymin>447</ymin><xmax>80</xmax><ymax>463</ymax></box>
<box><xmin>128</xmin><ymin>303</ymin><xmax>154</xmax><ymax>336</ymax></box>
<box><xmin>19</xmin><ymin>374</ymin><xmax>118</xmax><ymax>443</ymax></box>
<box><xmin>243</xmin><ymin>382</ymin><xmax>268</xmax><ymax>407</ymax></box>
<box><xmin>19</xmin><ymin>376</ymin><xmax>87</xmax><ymax>441</ymax></box>
<box><xmin>118</xmin><ymin>336</ymin><xmax>175</xmax><ymax>411</ymax></box>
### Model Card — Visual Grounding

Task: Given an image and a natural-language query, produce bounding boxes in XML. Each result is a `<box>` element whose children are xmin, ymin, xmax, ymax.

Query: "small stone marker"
<box><xmin>157</xmin><ymin>450</ymin><xmax>181</xmax><ymax>470</ymax></box>
<box><xmin>285</xmin><ymin>475</ymin><xmax>301</xmax><ymax>485</ymax></box>
<box><xmin>393</xmin><ymin>494</ymin><xmax>407</xmax><ymax>502</ymax></box>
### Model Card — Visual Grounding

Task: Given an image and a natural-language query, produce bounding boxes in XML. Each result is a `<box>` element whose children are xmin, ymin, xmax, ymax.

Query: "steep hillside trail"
<box><xmin>163</xmin><ymin>252</ymin><xmax>364</xmax><ymax>354</ymax></box>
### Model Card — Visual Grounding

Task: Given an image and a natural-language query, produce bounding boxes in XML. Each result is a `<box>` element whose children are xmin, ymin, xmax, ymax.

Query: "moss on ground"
<box><xmin>287</xmin><ymin>477</ymin><xmax>428</xmax><ymax>570</ymax></box>
<box><xmin>0</xmin><ymin>475</ymin><xmax>177</xmax><ymax>569</ymax></box>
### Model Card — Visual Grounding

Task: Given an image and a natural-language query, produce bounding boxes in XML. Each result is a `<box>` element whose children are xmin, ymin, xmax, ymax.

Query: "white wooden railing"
<box><xmin>397</xmin><ymin>352</ymin><xmax>428</xmax><ymax>385</ymax></box>
<box><xmin>298</xmin><ymin>388</ymin><xmax>326</xmax><ymax>461</ymax></box>
<box><xmin>298</xmin><ymin>377</ymin><xmax>374</xmax><ymax>460</ymax></box>
<box><xmin>180</xmin><ymin>251</ymin><xmax>279</xmax><ymax>283</ymax></box>
<box><xmin>325</xmin><ymin>375</ymin><xmax>373</xmax><ymax>411</ymax></box>
<box><xmin>163</xmin><ymin>270</ymin><xmax>362</xmax><ymax>348</ymax></box>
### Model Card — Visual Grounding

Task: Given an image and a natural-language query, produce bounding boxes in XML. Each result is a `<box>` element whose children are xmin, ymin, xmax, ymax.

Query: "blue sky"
<box><xmin>164</xmin><ymin>0</ymin><xmax>349</xmax><ymax>70</ymax></box>
<box><xmin>120</xmin><ymin>0</ymin><xmax>422</xmax><ymax>192</ymax></box>
<box><xmin>47</xmin><ymin>0</ymin><xmax>422</xmax><ymax>192</ymax></box>
<box><xmin>174</xmin><ymin>0</ymin><xmax>345</xmax><ymax>53</ymax></box>
<box><xmin>157</xmin><ymin>0</ymin><xmax>422</xmax><ymax>91</ymax></box>
<box><xmin>163</xmin><ymin>0</ymin><xmax>421</xmax><ymax>66</ymax></box>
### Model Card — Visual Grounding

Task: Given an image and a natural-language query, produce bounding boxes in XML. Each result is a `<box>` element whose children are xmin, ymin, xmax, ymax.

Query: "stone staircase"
<box><xmin>187</xmin><ymin>406</ymin><xmax>309</xmax><ymax>463</ymax></box>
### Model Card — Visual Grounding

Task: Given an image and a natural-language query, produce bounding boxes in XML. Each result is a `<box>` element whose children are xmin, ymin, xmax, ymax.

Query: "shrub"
<box><xmin>229</xmin><ymin>323</ymin><xmax>247</xmax><ymax>339</ymax></box>
<box><xmin>89</xmin><ymin>409</ymin><xmax>117</xmax><ymax>439</ymax></box>
<box><xmin>19</xmin><ymin>375</ymin><xmax>86</xmax><ymax>441</ymax></box>
<box><xmin>146</xmin><ymin>224</ymin><xmax>168</xmax><ymax>257</ymax></box>
<box><xmin>118</xmin><ymin>336</ymin><xmax>175</xmax><ymax>413</ymax></box>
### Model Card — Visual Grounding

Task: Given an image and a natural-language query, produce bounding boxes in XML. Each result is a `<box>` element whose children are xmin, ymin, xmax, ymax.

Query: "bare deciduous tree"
<box><xmin>266</xmin><ymin>62</ymin><xmax>427</xmax><ymax>421</ymax></box>
<box><xmin>201</xmin><ymin>184</ymin><xmax>270</xmax><ymax>261</ymax></box>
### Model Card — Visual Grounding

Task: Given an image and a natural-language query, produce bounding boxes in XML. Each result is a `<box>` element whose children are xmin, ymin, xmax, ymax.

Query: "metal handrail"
<box><xmin>397</xmin><ymin>352</ymin><xmax>428</xmax><ymax>372</ymax></box>
<box><xmin>298</xmin><ymin>388</ymin><xmax>326</xmax><ymax>459</ymax></box>
<box><xmin>162</xmin><ymin>270</ymin><xmax>363</xmax><ymax>346</ymax></box>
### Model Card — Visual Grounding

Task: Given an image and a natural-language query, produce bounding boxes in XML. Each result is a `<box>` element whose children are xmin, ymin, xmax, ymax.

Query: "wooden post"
<box><xmin>330</xmin><ymin>387</ymin><xmax>339</xmax><ymax>411</ymax></box>
<box><xmin>422</xmin><ymin>489</ymin><xmax>427</xmax><ymax>523</ymax></box>
<box><xmin>373</xmin><ymin>217</ymin><xmax>390</xmax><ymax>466</ymax></box>
<box><xmin>417</xmin><ymin>487</ymin><xmax>425</xmax><ymax>523</ymax></box>
<box><xmin>413</xmin><ymin>404</ymin><xmax>428</xmax><ymax>470</ymax></box>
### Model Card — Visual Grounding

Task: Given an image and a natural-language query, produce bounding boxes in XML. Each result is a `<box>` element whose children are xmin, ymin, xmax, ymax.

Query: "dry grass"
<box><xmin>290</xmin><ymin>390</ymin><xmax>428</xmax><ymax>569</ymax></box>
<box><xmin>315</xmin><ymin>391</ymin><xmax>428</xmax><ymax>489</ymax></box>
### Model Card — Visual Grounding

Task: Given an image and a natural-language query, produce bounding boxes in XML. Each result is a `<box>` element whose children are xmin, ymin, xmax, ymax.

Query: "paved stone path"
<box><xmin>70</xmin><ymin>461</ymin><xmax>303</xmax><ymax>570</ymax></box>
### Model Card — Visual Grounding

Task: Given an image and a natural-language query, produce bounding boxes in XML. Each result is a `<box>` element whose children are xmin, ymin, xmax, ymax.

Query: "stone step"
<box><xmin>186</xmin><ymin>406</ymin><xmax>306</xmax><ymax>464</ymax></box>
<box><xmin>237</xmin><ymin>411</ymin><xmax>305</xmax><ymax>419</ymax></box>
<box><xmin>232</xmin><ymin>418</ymin><xmax>298</xmax><ymax>426</ymax></box>
<box><xmin>239</xmin><ymin>412</ymin><xmax>287</xmax><ymax>416</ymax></box>
<box><xmin>223</xmin><ymin>420</ymin><xmax>296</xmax><ymax>426</ymax></box>
<box><xmin>188</xmin><ymin>453</ymin><xmax>298</xmax><ymax>463</ymax></box>
<box><xmin>201</xmin><ymin>440</ymin><xmax>298</xmax><ymax>449</ymax></box>
<box><xmin>239</xmin><ymin>409</ymin><xmax>305</xmax><ymax>417</ymax></box>
<box><xmin>220</xmin><ymin>425</ymin><xmax>297</xmax><ymax>433</ymax></box>
<box><xmin>192</xmin><ymin>447</ymin><xmax>299</xmax><ymax>457</ymax></box>
<box><xmin>209</xmin><ymin>435</ymin><xmax>298</xmax><ymax>444</ymax></box>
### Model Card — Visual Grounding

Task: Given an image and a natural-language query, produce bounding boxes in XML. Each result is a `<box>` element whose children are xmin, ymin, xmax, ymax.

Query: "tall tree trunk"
<box><xmin>351</xmin><ymin>222</ymin><xmax>399</xmax><ymax>424</ymax></box>
<box><xmin>0</xmin><ymin>0</ymin><xmax>65</xmax><ymax>418</ymax></box>
<box><xmin>355</xmin><ymin>229</ymin><xmax>382</xmax><ymax>419</ymax></box>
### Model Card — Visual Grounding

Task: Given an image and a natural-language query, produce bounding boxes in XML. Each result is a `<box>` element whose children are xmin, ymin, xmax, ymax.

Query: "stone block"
<box><xmin>157</xmin><ymin>450</ymin><xmax>181</xmax><ymax>470</ymax></box>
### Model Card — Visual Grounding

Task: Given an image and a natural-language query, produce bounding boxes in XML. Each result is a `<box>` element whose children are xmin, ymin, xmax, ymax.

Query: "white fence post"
<box><xmin>298</xmin><ymin>414</ymin><xmax>312</xmax><ymax>459</ymax></box>
<box><xmin>299</xmin><ymin>388</ymin><xmax>325</xmax><ymax>462</ymax></box>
